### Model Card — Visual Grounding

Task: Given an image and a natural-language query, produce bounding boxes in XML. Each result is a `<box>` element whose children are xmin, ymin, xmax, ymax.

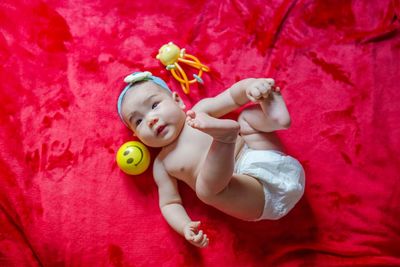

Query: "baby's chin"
<box><xmin>140</xmin><ymin>132</ymin><xmax>179</xmax><ymax>148</ymax></box>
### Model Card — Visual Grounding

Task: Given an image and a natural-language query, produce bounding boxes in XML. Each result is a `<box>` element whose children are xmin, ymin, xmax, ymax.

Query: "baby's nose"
<box><xmin>148</xmin><ymin>117</ymin><xmax>159</xmax><ymax>127</ymax></box>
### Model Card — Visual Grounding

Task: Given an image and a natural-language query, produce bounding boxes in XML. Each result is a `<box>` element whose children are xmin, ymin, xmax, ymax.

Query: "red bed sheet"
<box><xmin>1</xmin><ymin>0</ymin><xmax>400</xmax><ymax>266</ymax></box>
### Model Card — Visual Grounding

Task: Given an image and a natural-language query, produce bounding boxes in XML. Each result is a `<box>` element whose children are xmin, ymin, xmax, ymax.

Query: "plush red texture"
<box><xmin>1</xmin><ymin>0</ymin><xmax>400</xmax><ymax>266</ymax></box>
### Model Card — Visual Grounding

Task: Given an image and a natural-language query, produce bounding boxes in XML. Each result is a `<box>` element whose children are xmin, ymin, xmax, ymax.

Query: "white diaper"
<box><xmin>234</xmin><ymin>146</ymin><xmax>305</xmax><ymax>221</ymax></box>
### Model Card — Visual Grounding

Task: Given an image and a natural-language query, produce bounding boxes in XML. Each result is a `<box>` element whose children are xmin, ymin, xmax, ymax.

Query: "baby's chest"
<box><xmin>164</xmin><ymin>136</ymin><xmax>210</xmax><ymax>181</ymax></box>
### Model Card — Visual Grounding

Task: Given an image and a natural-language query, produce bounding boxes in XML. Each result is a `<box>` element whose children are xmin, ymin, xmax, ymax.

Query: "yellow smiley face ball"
<box><xmin>116</xmin><ymin>141</ymin><xmax>150</xmax><ymax>175</ymax></box>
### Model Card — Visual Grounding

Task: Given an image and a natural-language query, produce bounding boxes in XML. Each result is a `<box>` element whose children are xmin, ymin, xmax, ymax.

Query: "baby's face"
<box><xmin>121</xmin><ymin>81</ymin><xmax>186</xmax><ymax>148</ymax></box>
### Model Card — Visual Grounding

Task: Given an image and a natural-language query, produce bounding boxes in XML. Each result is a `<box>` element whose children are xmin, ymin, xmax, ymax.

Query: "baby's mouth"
<box><xmin>156</xmin><ymin>125</ymin><xmax>166</xmax><ymax>135</ymax></box>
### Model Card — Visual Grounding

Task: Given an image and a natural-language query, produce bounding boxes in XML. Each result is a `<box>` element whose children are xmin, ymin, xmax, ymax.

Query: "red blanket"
<box><xmin>1</xmin><ymin>0</ymin><xmax>400</xmax><ymax>266</ymax></box>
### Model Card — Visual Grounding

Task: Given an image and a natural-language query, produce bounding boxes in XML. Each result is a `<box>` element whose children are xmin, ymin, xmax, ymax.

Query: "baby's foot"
<box><xmin>186</xmin><ymin>110</ymin><xmax>240</xmax><ymax>143</ymax></box>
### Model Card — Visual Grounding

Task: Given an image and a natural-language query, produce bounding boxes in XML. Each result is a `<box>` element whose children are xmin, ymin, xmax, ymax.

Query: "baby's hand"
<box><xmin>183</xmin><ymin>221</ymin><xmax>209</xmax><ymax>248</ymax></box>
<box><xmin>246</xmin><ymin>78</ymin><xmax>279</xmax><ymax>103</ymax></box>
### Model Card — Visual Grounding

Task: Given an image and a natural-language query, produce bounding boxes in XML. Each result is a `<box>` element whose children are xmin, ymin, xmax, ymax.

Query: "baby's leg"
<box><xmin>186</xmin><ymin>111</ymin><xmax>266</xmax><ymax>220</ymax></box>
<box><xmin>186</xmin><ymin>110</ymin><xmax>239</xmax><ymax>197</ymax></box>
<box><xmin>243</xmin><ymin>90</ymin><xmax>291</xmax><ymax>133</ymax></box>
<box><xmin>185</xmin><ymin>91</ymin><xmax>293</xmax><ymax>219</ymax></box>
<box><xmin>203</xmin><ymin>173</ymin><xmax>265</xmax><ymax>220</ymax></box>
<box><xmin>238</xmin><ymin>91</ymin><xmax>291</xmax><ymax>150</ymax></box>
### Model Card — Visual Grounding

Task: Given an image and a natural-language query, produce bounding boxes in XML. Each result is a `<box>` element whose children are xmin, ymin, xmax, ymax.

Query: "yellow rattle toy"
<box><xmin>116</xmin><ymin>141</ymin><xmax>150</xmax><ymax>175</ymax></box>
<box><xmin>156</xmin><ymin>42</ymin><xmax>210</xmax><ymax>94</ymax></box>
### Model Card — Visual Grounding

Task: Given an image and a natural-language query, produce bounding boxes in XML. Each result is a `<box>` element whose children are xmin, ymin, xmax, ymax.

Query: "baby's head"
<box><xmin>117</xmin><ymin>72</ymin><xmax>186</xmax><ymax>148</ymax></box>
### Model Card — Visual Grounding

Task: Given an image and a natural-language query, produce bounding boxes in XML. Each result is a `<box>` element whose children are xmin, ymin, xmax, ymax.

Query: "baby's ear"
<box><xmin>172</xmin><ymin>92</ymin><xmax>186</xmax><ymax>109</ymax></box>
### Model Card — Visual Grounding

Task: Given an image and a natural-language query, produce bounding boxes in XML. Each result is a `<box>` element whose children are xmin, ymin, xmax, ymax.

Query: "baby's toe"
<box><xmin>186</xmin><ymin>110</ymin><xmax>196</xmax><ymax>118</ymax></box>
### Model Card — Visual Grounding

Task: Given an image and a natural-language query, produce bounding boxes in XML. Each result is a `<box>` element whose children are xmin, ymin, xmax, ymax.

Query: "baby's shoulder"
<box><xmin>152</xmin><ymin>154</ymin><xmax>173</xmax><ymax>182</ymax></box>
<box><xmin>154</xmin><ymin>148</ymin><xmax>179</xmax><ymax>173</ymax></box>
<box><xmin>153</xmin><ymin>154</ymin><xmax>165</xmax><ymax>171</ymax></box>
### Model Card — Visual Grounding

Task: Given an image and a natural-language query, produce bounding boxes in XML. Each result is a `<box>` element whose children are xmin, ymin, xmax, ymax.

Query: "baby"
<box><xmin>117</xmin><ymin>71</ymin><xmax>305</xmax><ymax>248</ymax></box>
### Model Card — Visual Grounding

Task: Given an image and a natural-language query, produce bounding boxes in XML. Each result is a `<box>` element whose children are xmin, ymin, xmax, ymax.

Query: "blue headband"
<box><xmin>117</xmin><ymin>71</ymin><xmax>171</xmax><ymax>126</ymax></box>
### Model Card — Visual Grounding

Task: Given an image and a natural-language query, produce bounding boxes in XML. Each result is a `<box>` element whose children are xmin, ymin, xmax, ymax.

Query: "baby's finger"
<box><xmin>200</xmin><ymin>235</ymin><xmax>209</xmax><ymax>247</ymax></box>
<box><xmin>186</xmin><ymin>110</ymin><xmax>196</xmax><ymax>119</ymax></box>
<box><xmin>250</xmin><ymin>88</ymin><xmax>261</xmax><ymax>99</ymax></box>
<box><xmin>202</xmin><ymin>234</ymin><xmax>208</xmax><ymax>244</ymax></box>
<box><xmin>259</xmin><ymin>83</ymin><xmax>271</xmax><ymax>97</ymax></box>
<box><xmin>246</xmin><ymin>91</ymin><xmax>258</xmax><ymax>102</ymax></box>
<box><xmin>247</xmin><ymin>94</ymin><xmax>258</xmax><ymax>103</ymax></box>
<box><xmin>186</xmin><ymin>119</ymin><xmax>195</xmax><ymax>127</ymax></box>
<box><xmin>264</xmin><ymin>78</ymin><xmax>275</xmax><ymax>86</ymax></box>
<box><xmin>190</xmin><ymin>221</ymin><xmax>201</xmax><ymax>231</ymax></box>
<box><xmin>257</xmin><ymin>85</ymin><xmax>267</xmax><ymax>94</ymax></box>
<box><xmin>193</xmin><ymin>230</ymin><xmax>203</xmax><ymax>243</ymax></box>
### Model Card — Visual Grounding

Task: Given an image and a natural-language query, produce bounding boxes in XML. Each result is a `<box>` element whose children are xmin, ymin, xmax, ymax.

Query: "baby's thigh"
<box><xmin>238</xmin><ymin>107</ymin><xmax>283</xmax><ymax>151</ymax></box>
<box><xmin>238</xmin><ymin>106</ymin><xmax>264</xmax><ymax>134</ymax></box>
<box><xmin>239</xmin><ymin>105</ymin><xmax>287</xmax><ymax>133</ymax></box>
<box><xmin>204</xmin><ymin>174</ymin><xmax>265</xmax><ymax>221</ymax></box>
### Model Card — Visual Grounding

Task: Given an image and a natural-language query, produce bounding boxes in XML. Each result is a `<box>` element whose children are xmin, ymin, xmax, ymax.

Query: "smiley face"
<box><xmin>123</xmin><ymin>145</ymin><xmax>144</xmax><ymax>166</ymax></box>
<box><xmin>116</xmin><ymin>141</ymin><xmax>150</xmax><ymax>175</ymax></box>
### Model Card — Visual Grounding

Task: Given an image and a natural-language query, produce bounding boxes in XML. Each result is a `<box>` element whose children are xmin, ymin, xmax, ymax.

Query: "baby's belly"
<box><xmin>167</xmin><ymin>135</ymin><xmax>245</xmax><ymax>190</ymax></box>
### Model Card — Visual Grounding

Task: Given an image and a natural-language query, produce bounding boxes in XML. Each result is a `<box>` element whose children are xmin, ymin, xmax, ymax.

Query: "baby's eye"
<box><xmin>135</xmin><ymin>119</ymin><xmax>142</xmax><ymax>126</ymax></box>
<box><xmin>152</xmin><ymin>102</ymin><xmax>159</xmax><ymax>109</ymax></box>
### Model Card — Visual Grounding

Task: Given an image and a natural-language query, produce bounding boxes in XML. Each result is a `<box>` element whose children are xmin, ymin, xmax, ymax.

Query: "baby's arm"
<box><xmin>153</xmin><ymin>158</ymin><xmax>209</xmax><ymax>248</ymax></box>
<box><xmin>192</xmin><ymin>78</ymin><xmax>276</xmax><ymax>118</ymax></box>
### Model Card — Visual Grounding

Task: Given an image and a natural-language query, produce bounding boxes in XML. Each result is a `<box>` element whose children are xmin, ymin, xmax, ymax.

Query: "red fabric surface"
<box><xmin>1</xmin><ymin>0</ymin><xmax>400</xmax><ymax>266</ymax></box>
